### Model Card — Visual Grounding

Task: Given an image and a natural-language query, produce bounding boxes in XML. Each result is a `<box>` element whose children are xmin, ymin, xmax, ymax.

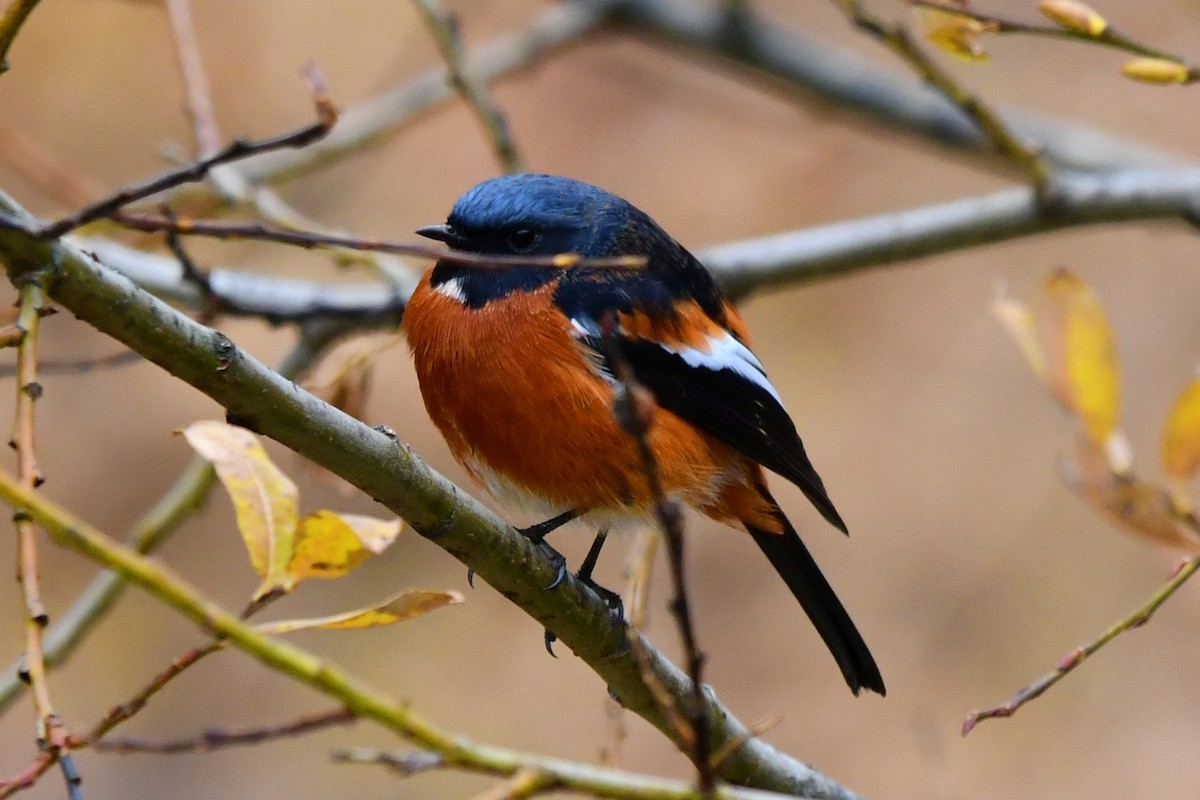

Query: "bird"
<box><xmin>405</xmin><ymin>174</ymin><xmax>884</xmax><ymax>696</ymax></box>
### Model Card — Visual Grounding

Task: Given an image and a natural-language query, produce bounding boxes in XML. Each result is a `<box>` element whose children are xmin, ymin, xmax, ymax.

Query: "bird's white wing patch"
<box><xmin>660</xmin><ymin>333</ymin><xmax>783</xmax><ymax>405</ymax></box>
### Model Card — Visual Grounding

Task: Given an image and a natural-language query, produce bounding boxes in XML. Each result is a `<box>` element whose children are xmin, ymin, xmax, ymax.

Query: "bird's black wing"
<box><xmin>556</xmin><ymin>266</ymin><xmax>846</xmax><ymax>533</ymax></box>
<box><xmin>616</xmin><ymin>335</ymin><xmax>846</xmax><ymax>533</ymax></box>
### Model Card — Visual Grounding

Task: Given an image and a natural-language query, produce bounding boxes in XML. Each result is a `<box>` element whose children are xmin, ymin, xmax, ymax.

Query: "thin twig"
<box><xmin>833</xmin><ymin>0</ymin><xmax>1049</xmax><ymax>187</ymax></box>
<box><xmin>165</xmin><ymin>0</ymin><xmax>222</xmax><ymax>156</ymax></box>
<box><xmin>75</xmin><ymin>641</ymin><xmax>224</xmax><ymax>746</ymax></box>
<box><xmin>1</xmin><ymin>563</ymin><xmax>284</xmax><ymax>795</ymax></box>
<box><xmin>963</xmin><ymin>551</ymin><xmax>1200</xmax><ymax>734</ymax></box>
<box><xmin>7</xmin><ymin>279</ymin><xmax>80</xmax><ymax>797</ymax></box>
<box><xmin>159</xmin><ymin>0</ymin><xmax>419</xmax><ymax>287</ymax></box>
<box><xmin>0</xmin><ymin>0</ymin><xmax>43</xmax><ymax>73</ymax></box>
<box><xmin>0</xmin><ymin>349</ymin><xmax>142</xmax><ymax>378</ymax></box>
<box><xmin>411</xmin><ymin>0</ymin><xmax>522</xmax><ymax>173</ymax></box>
<box><xmin>600</xmin><ymin>316</ymin><xmax>713</xmax><ymax>795</ymax></box>
<box><xmin>163</xmin><ymin>214</ymin><xmax>217</xmax><ymax>321</ymax></box>
<box><xmin>108</xmin><ymin>212</ymin><xmax>647</xmax><ymax>270</ymax></box>
<box><xmin>94</xmin><ymin>706</ymin><xmax>356</xmax><ymax>754</ymax></box>
<box><xmin>6</xmin><ymin>66</ymin><xmax>336</xmax><ymax>241</ymax></box>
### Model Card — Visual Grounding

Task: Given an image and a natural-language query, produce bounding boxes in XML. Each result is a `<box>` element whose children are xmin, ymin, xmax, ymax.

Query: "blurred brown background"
<box><xmin>2</xmin><ymin>1</ymin><xmax>1200</xmax><ymax>798</ymax></box>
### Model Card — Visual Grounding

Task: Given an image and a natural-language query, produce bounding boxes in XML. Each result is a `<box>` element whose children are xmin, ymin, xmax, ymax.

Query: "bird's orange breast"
<box><xmin>405</xmin><ymin>271</ymin><xmax>736</xmax><ymax>514</ymax></box>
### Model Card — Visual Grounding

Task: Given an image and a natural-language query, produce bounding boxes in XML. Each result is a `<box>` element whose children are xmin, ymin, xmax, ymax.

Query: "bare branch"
<box><xmin>964</xmin><ymin>552</ymin><xmax>1200</xmax><ymax>734</ymax></box>
<box><xmin>611</xmin><ymin>0</ymin><xmax>1182</xmax><ymax>172</ymax></box>
<box><xmin>411</xmin><ymin>0</ymin><xmax>522</xmax><ymax>172</ymax></box>
<box><xmin>94</xmin><ymin>707</ymin><xmax>357</xmax><ymax>754</ymax></box>
<box><xmin>831</xmin><ymin>0</ymin><xmax>1048</xmax><ymax>186</ymax></box>
<box><xmin>703</xmin><ymin>168</ymin><xmax>1200</xmax><ymax>299</ymax></box>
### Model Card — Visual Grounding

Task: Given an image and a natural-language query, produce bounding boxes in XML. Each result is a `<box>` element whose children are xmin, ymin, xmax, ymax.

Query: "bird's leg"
<box><xmin>516</xmin><ymin>508</ymin><xmax>580</xmax><ymax>543</ymax></box>
<box><xmin>544</xmin><ymin>528</ymin><xmax>623</xmax><ymax>655</ymax></box>
<box><xmin>467</xmin><ymin>509</ymin><xmax>579</xmax><ymax>589</ymax></box>
<box><xmin>576</xmin><ymin>530</ymin><xmax>623</xmax><ymax>618</ymax></box>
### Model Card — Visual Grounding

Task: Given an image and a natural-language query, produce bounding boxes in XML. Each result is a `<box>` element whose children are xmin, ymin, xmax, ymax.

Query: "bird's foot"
<box><xmin>542</xmin><ymin>567</ymin><xmax>625</xmax><ymax>656</ymax></box>
<box><xmin>465</xmin><ymin>513</ymin><xmax>576</xmax><ymax>589</ymax></box>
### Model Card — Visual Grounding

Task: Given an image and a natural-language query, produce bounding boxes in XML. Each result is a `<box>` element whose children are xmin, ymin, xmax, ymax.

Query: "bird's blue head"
<box><xmin>416</xmin><ymin>174</ymin><xmax>637</xmax><ymax>258</ymax></box>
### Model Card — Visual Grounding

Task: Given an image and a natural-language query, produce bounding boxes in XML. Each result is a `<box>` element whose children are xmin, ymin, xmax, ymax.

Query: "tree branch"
<box><xmin>703</xmin><ymin>168</ymin><xmax>1200</xmax><ymax>299</ymax></box>
<box><xmin>0</xmin><ymin>192</ymin><xmax>861</xmax><ymax>800</ymax></box>
<box><xmin>609</xmin><ymin>0</ymin><xmax>1183</xmax><ymax>172</ymax></box>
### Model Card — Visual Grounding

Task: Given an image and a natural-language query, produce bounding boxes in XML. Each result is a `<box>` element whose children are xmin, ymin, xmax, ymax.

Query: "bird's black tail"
<box><xmin>745</xmin><ymin>491</ymin><xmax>885</xmax><ymax>696</ymax></box>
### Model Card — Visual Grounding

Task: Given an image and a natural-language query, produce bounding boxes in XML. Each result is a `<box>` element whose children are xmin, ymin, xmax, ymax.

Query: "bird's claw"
<box><xmin>537</xmin><ymin>541</ymin><xmax>568</xmax><ymax>590</ymax></box>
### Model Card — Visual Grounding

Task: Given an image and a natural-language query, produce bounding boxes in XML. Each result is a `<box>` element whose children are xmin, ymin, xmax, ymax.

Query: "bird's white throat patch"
<box><xmin>434</xmin><ymin>276</ymin><xmax>467</xmax><ymax>304</ymax></box>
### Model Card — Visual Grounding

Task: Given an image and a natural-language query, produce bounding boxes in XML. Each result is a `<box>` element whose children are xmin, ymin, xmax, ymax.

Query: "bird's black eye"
<box><xmin>506</xmin><ymin>227</ymin><xmax>540</xmax><ymax>253</ymax></box>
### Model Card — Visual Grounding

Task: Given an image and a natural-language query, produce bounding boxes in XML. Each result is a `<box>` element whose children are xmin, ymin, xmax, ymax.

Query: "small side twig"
<box><xmin>411</xmin><ymin>0</ymin><xmax>522</xmax><ymax>173</ymax></box>
<box><xmin>94</xmin><ymin>706</ymin><xmax>356</xmax><ymax>754</ymax></box>
<box><xmin>599</xmin><ymin>316</ymin><xmax>713</xmax><ymax>795</ymax></box>
<box><xmin>162</xmin><ymin>212</ymin><xmax>218</xmax><ymax>321</ymax></box>
<box><xmin>75</xmin><ymin>640</ymin><xmax>224</xmax><ymax>747</ymax></box>
<box><xmin>6</xmin><ymin>280</ymin><xmax>81</xmax><ymax>798</ymax></box>
<box><xmin>835</xmin><ymin>0</ymin><xmax>1050</xmax><ymax>187</ymax></box>
<box><xmin>963</xmin><ymin>550</ymin><xmax>1200</xmax><ymax>734</ymax></box>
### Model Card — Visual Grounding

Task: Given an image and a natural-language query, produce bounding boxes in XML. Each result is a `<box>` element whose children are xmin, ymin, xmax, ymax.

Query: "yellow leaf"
<box><xmin>1121</xmin><ymin>58</ymin><xmax>1192</xmax><ymax>85</ymax></box>
<box><xmin>992</xmin><ymin>282</ymin><xmax>1048</xmax><ymax>383</ymax></box>
<box><xmin>288</xmin><ymin>510</ymin><xmax>403</xmax><ymax>582</ymax></box>
<box><xmin>302</xmin><ymin>332</ymin><xmax>402</xmax><ymax>421</ymax></box>
<box><xmin>1038</xmin><ymin>0</ymin><xmax>1108</xmax><ymax>36</ymax></box>
<box><xmin>1163</xmin><ymin>375</ymin><xmax>1200</xmax><ymax>484</ymax></box>
<box><xmin>255</xmin><ymin>589</ymin><xmax>463</xmax><ymax>635</ymax></box>
<box><xmin>182</xmin><ymin>421</ymin><xmax>298</xmax><ymax>599</ymax></box>
<box><xmin>1060</xmin><ymin>431</ymin><xmax>1200</xmax><ymax>552</ymax></box>
<box><xmin>1041</xmin><ymin>269</ymin><xmax>1121</xmax><ymax>453</ymax></box>
<box><xmin>916</xmin><ymin>7</ymin><xmax>993</xmax><ymax>63</ymax></box>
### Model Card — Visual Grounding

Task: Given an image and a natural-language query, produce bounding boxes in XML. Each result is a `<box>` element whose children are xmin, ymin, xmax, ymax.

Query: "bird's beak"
<box><xmin>415</xmin><ymin>224</ymin><xmax>455</xmax><ymax>244</ymax></box>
